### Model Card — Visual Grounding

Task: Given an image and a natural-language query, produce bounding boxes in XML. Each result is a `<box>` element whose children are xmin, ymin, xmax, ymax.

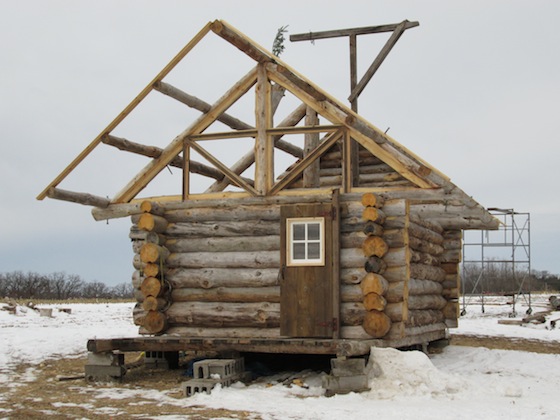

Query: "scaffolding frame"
<box><xmin>461</xmin><ymin>208</ymin><xmax>531</xmax><ymax>316</ymax></box>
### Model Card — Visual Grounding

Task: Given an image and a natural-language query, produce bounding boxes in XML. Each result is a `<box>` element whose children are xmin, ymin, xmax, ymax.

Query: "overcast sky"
<box><xmin>1</xmin><ymin>1</ymin><xmax>559</xmax><ymax>286</ymax></box>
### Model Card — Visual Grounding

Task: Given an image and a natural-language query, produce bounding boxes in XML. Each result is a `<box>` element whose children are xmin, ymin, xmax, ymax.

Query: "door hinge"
<box><xmin>317</xmin><ymin>318</ymin><xmax>338</xmax><ymax>332</ymax></box>
<box><xmin>318</xmin><ymin>207</ymin><xmax>337</xmax><ymax>219</ymax></box>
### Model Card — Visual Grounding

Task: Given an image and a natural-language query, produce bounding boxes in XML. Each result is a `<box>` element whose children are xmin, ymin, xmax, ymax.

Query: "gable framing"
<box><xmin>38</xmin><ymin>19</ymin><xmax>490</xmax><ymax>229</ymax></box>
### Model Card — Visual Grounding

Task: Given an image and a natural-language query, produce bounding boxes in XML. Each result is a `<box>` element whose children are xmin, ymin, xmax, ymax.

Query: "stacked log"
<box><xmin>339</xmin><ymin>194</ymin><xmax>450</xmax><ymax>342</ymax></box>
<box><xmin>130</xmin><ymin>201</ymin><xmax>171</xmax><ymax>335</ymax></box>
<box><xmin>126</xmin><ymin>192</ymin><xmax>452</xmax><ymax>344</ymax></box>
<box><xmin>161</xmin><ymin>199</ymin><xmax>283</xmax><ymax>337</ymax></box>
<box><xmin>359</xmin><ymin>192</ymin><xmax>391</xmax><ymax>338</ymax></box>
<box><xmin>378</xmin><ymin>199</ymin><xmax>410</xmax><ymax>339</ymax></box>
<box><xmin>440</xmin><ymin>230</ymin><xmax>462</xmax><ymax>327</ymax></box>
<box><xmin>284</xmin><ymin>146</ymin><xmax>415</xmax><ymax>189</ymax></box>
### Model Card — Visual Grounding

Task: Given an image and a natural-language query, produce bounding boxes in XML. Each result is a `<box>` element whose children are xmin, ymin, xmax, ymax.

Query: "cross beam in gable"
<box><xmin>270</xmin><ymin>129</ymin><xmax>344</xmax><ymax>195</ymax></box>
<box><xmin>266</xmin><ymin>64</ymin><xmax>437</xmax><ymax>189</ymax></box>
<box><xmin>112</xmin><ymin>66</ymin><xmax>258</xmax><ymax>203</ymax></box>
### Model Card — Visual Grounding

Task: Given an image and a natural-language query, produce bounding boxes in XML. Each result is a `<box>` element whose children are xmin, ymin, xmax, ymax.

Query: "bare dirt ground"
<box><xmin>2</xmin><ymin>337</ymin><xmax>558</xmax><ymax>419</ymax></box>
<box><xmin>450</xmin><ymin>334</ymin><xmax>560</xmax><ymax>354</ymax></box>
<box><xmin>1</xmin><ymin>353</ymin><xmax>255</xmax><ymax>419</ymax></box>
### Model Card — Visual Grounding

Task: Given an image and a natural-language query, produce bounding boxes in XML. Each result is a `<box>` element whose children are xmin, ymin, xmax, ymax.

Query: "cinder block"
<box><xmin>181</xmin><ymin>377</ymin><xmax>237</xmax><ymax>397</ymax></box>
<box><xmin>193</xmin><ymin>358</ymin><xmax>244</xmax><ymax>379</ymax></box>
<box><xmin>330</xmin><ymin>358</ymin><xmax>366</xmax><ymax>377</ymax></box>
<box><xmin>322</xmin><ymin>374</ymin><xmax>369</xmax><ymax>396</ymax></box>
<box><xmin>87</xmin><ymin>352</ymin><xmax>124</xmax><ymax>367</ymax></box>
<box><xmin>145</xmin><ymin>351</ymin><xmax>169</xmax><ymax>369</ymax></box>
<box><xmin>85</xmin><ymin>364</ymin><xmax>126</xmax><ymax>382</ymax></box>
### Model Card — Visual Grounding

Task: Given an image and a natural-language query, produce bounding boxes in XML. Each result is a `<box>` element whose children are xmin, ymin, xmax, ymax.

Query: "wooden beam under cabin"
<box><xmin>112</xmin><ymin>66</ymin><xmax>259</xmax><ymax>203</ymax></box>
<box><xmin>36</xmin><ymin>21</ymin><xmax>213</xmax><ymax>201</ymax></box>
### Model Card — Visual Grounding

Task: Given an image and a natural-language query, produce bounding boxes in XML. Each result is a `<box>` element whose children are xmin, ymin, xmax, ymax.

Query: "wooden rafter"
<box><xmin>36</xmin><ymin>21</ymin><xmax>213</xmax><ymax>201</ymax></box>
<box><xmin>266</xmin><ymin>64</ymin><xmax>437</xmax><ymax>189</ymax></box>
<box><xmin>38</xmin><ymin>19</ymin><xmax>458</xmax><ymax>207</ymax></box>
<box><xmin>154</xmin><ymin>81</ymin><xmax>302</xmax><ymax>158</ymax></box>
<box><xmin>112</xmin><ymin>66</ymin><xmax>258</xmax><ymax>203</ymax></box>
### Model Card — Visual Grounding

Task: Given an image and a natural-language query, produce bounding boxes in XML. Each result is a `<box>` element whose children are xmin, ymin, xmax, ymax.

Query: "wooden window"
<box><xmin>286</xmin><ymin>217</ymin><xmax>325</xmax><ymax>266</ymax></box>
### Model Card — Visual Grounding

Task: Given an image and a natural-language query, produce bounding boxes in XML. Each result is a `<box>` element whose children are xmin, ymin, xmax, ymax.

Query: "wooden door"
<box><xmin>280</xmin><ymin>201</ymin><xmax>340</xmax><ymax>338</ymax></box>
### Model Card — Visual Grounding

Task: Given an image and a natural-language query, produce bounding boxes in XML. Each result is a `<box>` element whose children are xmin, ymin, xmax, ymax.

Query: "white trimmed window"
<box><xmin>286</xmin><ymin>217</ymin><xmax>325</xmax><ymax>266</ymax></box>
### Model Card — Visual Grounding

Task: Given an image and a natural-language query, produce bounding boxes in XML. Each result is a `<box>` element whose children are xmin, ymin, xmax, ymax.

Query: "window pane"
<box><xmin>307</xmin><ymin>223</ymin><xmax>320</xmax><ymax>240</ymax></box>
<box><xmin>293</xmin><ymin>243</ymin><xmax>306</xmax><ymax>260</ymax></box>
<box><xmin>293</xmin><ymin>224</ymin><xmax>305</xmax><ymax>241</ymax></box>
<box><xmin>308</xmin><ymin>242</ymin><xmax>320</xmax><ymax>259</ymax></box>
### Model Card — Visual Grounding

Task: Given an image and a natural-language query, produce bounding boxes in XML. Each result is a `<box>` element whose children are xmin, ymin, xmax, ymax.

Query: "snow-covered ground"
<box><xmin>1</xmin><ymin>295</ymin><xmax>559</xmax><ymax>419</ymax></box>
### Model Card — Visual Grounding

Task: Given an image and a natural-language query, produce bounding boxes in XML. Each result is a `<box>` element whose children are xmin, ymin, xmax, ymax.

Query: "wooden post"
<box><xmin>255</xmin><ymin>64</ymin><xmax>273</xmax><ymax>195</ymax></box>
<box><xmin>303</xmin><ymin>107</ymin><xmax>320</xmax><ymax>188</ymax></box>
<box><xmin>183</xmin><ymin>141</ymin><xmax>190</xmax><ymax>199</ymax></box>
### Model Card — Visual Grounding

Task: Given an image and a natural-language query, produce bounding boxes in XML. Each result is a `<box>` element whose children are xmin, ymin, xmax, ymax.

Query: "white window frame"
<box><xmin>286</xmin><ymin>217</ymin><xmax>325</xmax><ymax>267</ymax></box>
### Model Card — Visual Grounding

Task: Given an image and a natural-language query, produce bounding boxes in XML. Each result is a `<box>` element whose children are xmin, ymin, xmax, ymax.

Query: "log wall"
<box><xmin>286</xmin><ymin>145</ymin><xmax>415</xmax><ymax>189</ymax></box>
<box><xmin>129</xmin><ymin>191</ymin><xmax>456</xmax><ymax>343</ymax></box>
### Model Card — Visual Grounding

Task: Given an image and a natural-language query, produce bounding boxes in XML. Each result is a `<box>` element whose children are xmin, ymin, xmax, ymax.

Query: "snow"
<box><xmin>1</xmin><ymin>296</ymin><xmax>560</xmax><ymax>419</ymax></box>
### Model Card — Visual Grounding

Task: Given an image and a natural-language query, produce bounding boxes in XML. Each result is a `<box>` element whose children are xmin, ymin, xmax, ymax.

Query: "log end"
<box><xmin>142</xmin><ymin>310</ymin><xmax>168</xmax><ymax>334</ymax></box>
<box><xmin>362</xmin><ymin>310</ymin><xmax>391</xmax><ymax>338</ymax></box>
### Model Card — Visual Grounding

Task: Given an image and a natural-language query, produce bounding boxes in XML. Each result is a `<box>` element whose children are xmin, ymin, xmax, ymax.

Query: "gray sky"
<box><xmin>1</xmin><ymin>1</ymin><xmax>559</xmax><ymax>285</ymax></box>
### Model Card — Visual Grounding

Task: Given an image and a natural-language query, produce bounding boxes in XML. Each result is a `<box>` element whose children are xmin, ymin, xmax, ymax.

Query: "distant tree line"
<box><xmin>0</xmin><ymin>271</ymin><xmax>133</xmax><ymax>300</ymax></box>
<box><xmin>462</xmin><ymin>262</ymin><xmax>560</xmax><ymax>294</ymax></box>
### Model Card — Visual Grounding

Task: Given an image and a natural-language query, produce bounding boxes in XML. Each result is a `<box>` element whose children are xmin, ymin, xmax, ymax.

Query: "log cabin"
<box><xmin>38</xmin><ymin>20</ymin><xmax>498</xmax><ymax>371</ymax></box>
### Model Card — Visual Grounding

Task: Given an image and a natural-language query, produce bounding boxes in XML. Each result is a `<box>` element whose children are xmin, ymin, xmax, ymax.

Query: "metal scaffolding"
<box><xmin>461</xmin><ymin>208</ymin><xmax>531</xmax><ymax>316</ymax></box>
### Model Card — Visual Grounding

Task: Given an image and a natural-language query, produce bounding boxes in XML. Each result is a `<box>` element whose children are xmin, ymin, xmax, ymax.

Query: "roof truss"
<box><xmin>38</xmin><ymin>19</ymin><xmax>455</xmax><ymax>208</ymax></box>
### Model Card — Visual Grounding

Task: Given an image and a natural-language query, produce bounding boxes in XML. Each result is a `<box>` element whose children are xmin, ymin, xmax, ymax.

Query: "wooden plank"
<box><xmin>113</xmin><ymin>66</ymin><xmax>258</xmax><ymax>203</ymax></box>
<box><xmin>189</xmin><ymin>125</ymin><xmax>342</xmax><ymax>141</ymax></box>
<box><xmin>37</xmin><ymin>21</ymin><xmax>213</xmax><ymax>201</ymax></box>
<box><xmin>349</xmin><ymin>21</ymin><xmax>408</xmax><ymax>102</ymax></box>
<box><xmin>289</xmin><ymin>21</ymin><xmax>419</xmax><ymax>42</ymax></box>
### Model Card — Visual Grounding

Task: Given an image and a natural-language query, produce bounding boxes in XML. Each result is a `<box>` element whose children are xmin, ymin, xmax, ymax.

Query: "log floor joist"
<box><xmin>87</xmin><ymin>331</ymin><xmax>446</xmax><ymax>357</ymax></box>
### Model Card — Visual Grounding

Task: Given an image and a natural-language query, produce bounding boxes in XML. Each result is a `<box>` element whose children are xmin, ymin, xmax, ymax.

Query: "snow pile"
<box><xmin>366</xmin><ymin>348</ymin><xmax>465</xmax><ymax>399</ymax></box>
<box><xmin>1</xmin><ymin>298</ymin><xmax>560</xmax><ymax>419</ymax></box>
